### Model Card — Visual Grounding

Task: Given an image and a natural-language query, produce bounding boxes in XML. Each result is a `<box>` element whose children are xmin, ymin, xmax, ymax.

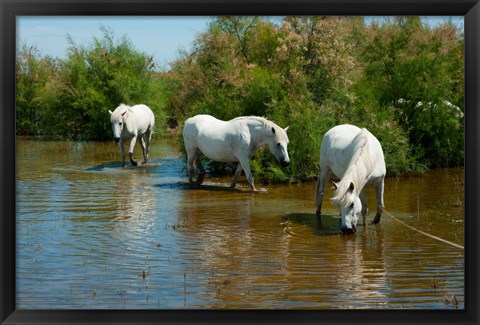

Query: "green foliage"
<box><xmin>358</xmin><ymin>17</ymin><xmax>464</xmax><ymax>168</ymax></box>
<box><xmin>164</xmin><ymin>16</ymin><xmax>463</xmax><ymax>179</ymax></box>
<box><xmin>16</xmin><ymin>27</ymin><xmax>167</xmax><ymax>140</ymax></box>
<box><xmin>16</xmin><ymin>45</ymin><xmax>60</xmax><ymax>135</ymax></box>
<box><xmin>17</xmin><ymin>17</ymin><xmax>464</xmax><ymax>180</ymax></box>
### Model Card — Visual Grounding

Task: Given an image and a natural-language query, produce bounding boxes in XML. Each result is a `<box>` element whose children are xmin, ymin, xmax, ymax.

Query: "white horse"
<box><xmin>315</xmin><ymin>124</ymin><xmax>386</xmax><ymax>235</ymax></box>
<box><xmin>183</xmin><ymin>114</ymin><xmax>290</xmax><ymax>191</ymax></box>
<box><xmin>109</xmin><ymin>103</ymin><xmax>155</xmax><ymax>167</ymax></box>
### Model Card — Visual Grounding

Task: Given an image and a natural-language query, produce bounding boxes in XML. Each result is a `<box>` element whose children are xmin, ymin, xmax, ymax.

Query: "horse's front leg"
<box><xmin>238</xmin><ymin>156</ymin><xmax>256</xmax><ymax>192</ymax></box>
<box><xmin>118</xmin><ymin>139</ymin><xmax>126</xmax><ymax>167</ymax></box>
<box><xmin>315</xmin><ymin>167</ymin><xmax>331</xmax><ymax>215</ymax></box>
<box><xmin>372</xmin><ymin>178</ymin><xmax>385</xmax><ymax>224</ymax></box>
<box><xmin>128</xmin><ymin>135</ymin><xmax>138</xmax><ymax>166</ymax></box>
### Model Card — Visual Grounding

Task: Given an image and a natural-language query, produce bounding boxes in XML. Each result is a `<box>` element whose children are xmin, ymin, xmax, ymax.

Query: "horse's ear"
<box><xmin>284</xmin><ymin>126</ymin><xmax>289</xmax><ymax>133</ymax></box>
<box><xmin>348</xmin><ymin>182</ymin><xmax>355</xmax><ymax>193</ymax></box>
<box><xmin>333</xmin><ymin>182</ymin><xmax>339</xmax><ymax>189</ymax></box>
<box><xmin>271</xmin><ymin>127</ymin><xmax>276</xmax><ymax>134</ymax></box>
<box><xmin>108</xmin><ymin>110</ymin><xmax>113</xmax><ymax>115</ymax></box>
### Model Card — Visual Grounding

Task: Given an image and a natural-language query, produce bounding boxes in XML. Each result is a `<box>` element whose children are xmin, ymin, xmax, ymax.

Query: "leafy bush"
<box><xmin>358</xmin><ymin>17</ymin><xmax>464</xmax><ymax>168</ymax></box>
<box><xmin>16</xmin><ymin>45</ymin><xmax>60</xmax><ymax>135</ymax></box>
<box><xmin>17</xmin><ymin>27</ymin><xmax>167</xmax><ymax>140</ymax></box>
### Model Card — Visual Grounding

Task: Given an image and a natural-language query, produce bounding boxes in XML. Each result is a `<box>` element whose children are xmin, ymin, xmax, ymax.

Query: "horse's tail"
<box><xmin>331</xmin><ymin>129</ymin><xmax>372</xmax><ymax>208</ymax></box>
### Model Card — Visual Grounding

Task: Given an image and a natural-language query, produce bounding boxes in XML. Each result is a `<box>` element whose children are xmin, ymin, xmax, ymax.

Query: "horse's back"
<box><xmin>183</xmin><ymin>115</ymin><xmax>229</xmax><ymax>151</ymax></box>
<box><xmin>132</xmin><ymin>104</ymin><xmax>154</xmax><ymax>123</ymax></box>
<box><xmin>322</xmin><ymin>124</ymin><xmax>361</xmax><ymax>151</ymax></box>
<box><xmin>321</xmin><ymin>124</ymin><xmax>385</xmax><ymax>177</ymax></box>
<box><xmin>123</xmin><ymin>104</ymin><xmax>155</xmax><ymax>134</ymax></box>
<box><xmin>321</xmin><ymin>124</ymin><xmax>360</xmax><ymax>168</ymax></box>
<box><xmin>183</xmin><ymin>115</ymin><xmax>226</xmax><ymax>139</ymax></box>
<box><xmin>185</xmin><ymin>114</ymin><xmax>221</xmax><ymax>127</ymax></box>
<box><xmin>183</xmin><ymin>115</ymin><xmax>250</xmax><ymax>162</ymax></box>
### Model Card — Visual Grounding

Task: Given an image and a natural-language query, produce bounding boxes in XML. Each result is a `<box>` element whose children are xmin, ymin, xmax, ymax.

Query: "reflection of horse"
<box><xmin>109</xmin><ymin>104</ymin><xmax>155</xmax><ymax>167</ymax></box>
<box><xmin>182</xmin><ymin>115</ymin><xmax>290</xmax><ymax>191</ymax></box>
<box><xmin>315</xmin><ymin>124</ymin><xmax>386</xmax><ymax>235</ymax></box>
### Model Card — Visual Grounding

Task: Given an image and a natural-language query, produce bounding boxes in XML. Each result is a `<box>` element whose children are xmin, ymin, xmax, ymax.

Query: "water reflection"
<box><xmin>16</xmin><ymin>138</ymin><xmax>464</xmax><ymax>309</ymax></box>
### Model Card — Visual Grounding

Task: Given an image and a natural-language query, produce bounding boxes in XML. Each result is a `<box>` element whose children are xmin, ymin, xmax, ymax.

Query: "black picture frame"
<box><xmin>1</xmin><ymin>0</ymin><xmax>479</xmax><ymax>324</ymax></box>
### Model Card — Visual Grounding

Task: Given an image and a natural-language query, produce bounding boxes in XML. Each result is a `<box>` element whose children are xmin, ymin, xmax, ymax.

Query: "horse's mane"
<box><xmin>331</xmin><ymin>128</ymin><xmax>373</xmax><ymax>208</ymax></box>
<box><xmin>111</xmin><ymin>103</ymin><xmax>130</xmax><ymax>119</ymax></box>
<box><xmin>231</xmin><ymin>116</ymin><xmax>271</xmax><ymax>126</ymax></box>
<box><xmin>231</xmin><ymin>116</ymin><xmax>288</xmax><ymax>143</ymax></box>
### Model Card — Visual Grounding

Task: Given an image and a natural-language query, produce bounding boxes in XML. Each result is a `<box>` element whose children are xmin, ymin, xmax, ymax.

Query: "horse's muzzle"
<box><xmin>280</xmin><ymin>160</ymin><xmax>290</xmax><ymax>168</ymax></box>
<box><xmin>341</xmin><ymin>225</ymin><xmax>356</xmax><ymax>235</ymax></box>
<box><xmin>114</xmin><ymin>137</ymin><xmax>120</xmax><ymax>143</ymax></box>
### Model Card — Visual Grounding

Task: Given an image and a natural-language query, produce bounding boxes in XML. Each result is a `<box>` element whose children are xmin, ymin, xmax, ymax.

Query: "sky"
<box><xmin>17</xmin><ymin>16</ymin><xmax>463</xmax><ymax>70</ymax></box>
<box><xmin>17</xmin><ymin>16</ymin><xmax>212</xmax><ymax>69</ymax></box>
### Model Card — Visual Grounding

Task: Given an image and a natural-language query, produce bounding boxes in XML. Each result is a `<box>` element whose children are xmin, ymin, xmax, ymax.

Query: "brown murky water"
<box><xmin>16</xmin><ymin>137</ymin><xmax>464</xmax><ymax>309</ymax></box>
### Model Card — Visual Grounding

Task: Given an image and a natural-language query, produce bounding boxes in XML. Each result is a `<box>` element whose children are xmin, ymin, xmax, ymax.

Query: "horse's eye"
<box><xmin>277</xmin><ymin>143</ymin><xmax>281</xmax><ymax>146</ymax></box>
<box><xmin>350</xmin><ymin>203</ymin><xmax>354</xmax><ymax>208</ymax></box>
<box><xmin>119</xmin><ymin>122</ymin><xmax>123</xmax><ymax>126</ymax></box>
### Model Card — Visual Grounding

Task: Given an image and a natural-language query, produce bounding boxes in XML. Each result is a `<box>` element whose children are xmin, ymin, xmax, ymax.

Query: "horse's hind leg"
<box><xmin>139</xmin><ymin>136</ymin><xmax>147</xmax><ymax>164</ymax></box>
<box><xmin>128</xmin><ymin>135</ymin><xmax>138</xmax><ymax>166</ymax></box>
<box><xmin>359</xmin><ymin>189</ymin><xmax>368</xmax><ymax>226</ymax></box>
<box><xmin>230</xmin><ymin>163</ymin><xmax>243</xmax><ymax>188</ymax></box>
<box><xmin>195</xmin><ymin>154</ymin><xmax>206</xmax><ymax>185</ymax></box>
<box><xmin>372</xmin><ymin>178</ymin><xmax>385</xmax><ymax>224</ymax></box>
<box><xmin>315</xmin><ymin>167</ymin><xmax>331</xmax><ymax>215</ymax></box>
<box><xmin>145</xmin><ymin>129</ymin><xmax>152</xmax><ymax>163</ymax></box>
<box><xmin>185</xmin><ymin>145</ymin><xmax>198</xmax><ymax>186</ymax></box>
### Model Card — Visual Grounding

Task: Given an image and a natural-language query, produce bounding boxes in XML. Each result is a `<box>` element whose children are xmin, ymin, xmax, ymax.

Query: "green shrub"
<box><xmin>16</xmin><ymin>27</ymin><xmax>167</xmax><ymax>140</ymax></box>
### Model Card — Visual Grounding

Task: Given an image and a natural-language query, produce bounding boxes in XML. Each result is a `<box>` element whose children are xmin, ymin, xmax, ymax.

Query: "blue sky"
<box><xmin>17</xmin><ymin>16</ymin><xmax>463</xmax><ymax>69</ymax></box>
<box><xmin>17</xmin><ymin>16</ymin><xmax>212</xmax><ymax>69</ymax></box>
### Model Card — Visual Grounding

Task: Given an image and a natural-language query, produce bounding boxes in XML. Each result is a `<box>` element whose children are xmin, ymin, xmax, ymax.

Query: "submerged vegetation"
<box><xmin>16</xmin><ymin>17</ymin><xmax>464</xmax><ymax>181</ymax></box>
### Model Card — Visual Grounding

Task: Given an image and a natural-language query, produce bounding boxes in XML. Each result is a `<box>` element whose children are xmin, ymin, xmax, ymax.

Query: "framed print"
<box><xmin>1</xmin><ymin>0</ymin><xmax>479</xmax><ymax>324</ymax></box>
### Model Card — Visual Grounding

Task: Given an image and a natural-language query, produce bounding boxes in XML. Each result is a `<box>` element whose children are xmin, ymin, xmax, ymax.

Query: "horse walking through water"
<box><xmin>315</xmin><ymin>124</ymin><xmax>386</xmax><ymax>235</ymax></box>
<box><xmin>109</xmin><ymin>103</ymin><xmax>155</xmax><ymax>167</ymax></box>
<box><xmin>183</xmin><ymin>114</ymin><xmax>290</xmax><ymax>191</ymax></box>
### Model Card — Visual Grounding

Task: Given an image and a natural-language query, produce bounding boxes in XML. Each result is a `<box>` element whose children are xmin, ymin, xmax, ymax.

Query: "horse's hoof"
<box><xmin>131</xmin><ymin>161</ymin><xmax>138</xmax><ymax>166</ymax></box>
<box><xmin>372</xmin><ymin>214</ymin><xmax>381</xmax><ymax>224</ymax></box>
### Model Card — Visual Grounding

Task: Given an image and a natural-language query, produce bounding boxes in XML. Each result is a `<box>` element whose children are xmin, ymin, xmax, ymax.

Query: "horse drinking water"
<box><xmin>183</xmin><ymin>115</ymin><xmax>290</xmax><ymax>191</ymax></box>
<box><xmin>315</xmin><ymin>124</ymin><xmax>386</xmax><ymax>235</ymax></box>
<box><xmin>109</xmin><ymin>104</ymin><xmax>155</xmax><ymax>167</ymax></box>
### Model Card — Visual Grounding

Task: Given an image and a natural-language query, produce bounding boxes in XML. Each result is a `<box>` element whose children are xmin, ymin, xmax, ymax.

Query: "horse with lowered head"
<box><xmin>315</xmin><ymin>124</ymin><xmax>386</xmax><ymax>235</ymax></box>
<box><xmin>183</xmin><ymin>114</ymin><xmax>290</xmax><ymax>192</ymax></box>
<box><xmin>109</xmin><ymin>103</ymin><xmax>155</xmax><ymax>167</ymax></box>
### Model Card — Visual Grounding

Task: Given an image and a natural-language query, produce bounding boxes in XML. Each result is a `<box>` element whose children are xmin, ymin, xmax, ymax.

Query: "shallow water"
<box><xmin>16</xmin><ymin>138</ymin><xmax>464</xmax><ymax>309</ymax></box>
